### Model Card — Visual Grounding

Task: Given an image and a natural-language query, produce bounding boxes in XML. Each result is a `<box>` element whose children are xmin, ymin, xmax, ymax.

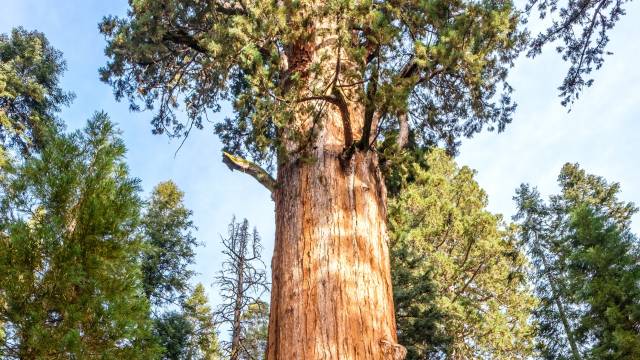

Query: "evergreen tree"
<box><xmin>140</xmin><ymin>182</ymin><xmax>222</xmax><ymax>359</ymax></box>
<box><xmin>214</xmin><ymin>217</ymin><xmax>268</xmax><ymax>360</ymax></box>
<box><xmin>239</xmin><ymin>300</ymin><xmax>269</xmax><ymax>360</ymax></box>
<box><xmin>388</xmin><ymin>149</ymin><xmax>536</xmax><ymax>360</ymax></box>
<box><xmin>155</xmin><ymin>312</ymin><xmax>196</xmax><ymax>360</ymax></box>
<box><xmin>514</xmin><ymin>163</ymin><xmax>640</xmax><ymax>359</ymax></box>
<box><xmin>141</xmin><ymin>180</ymin><xmax>199</xmax><ymax>309</ymax></box>
<box><xmin>0</xmin><ymin>27</ymin><xmax>73</xmax><ymax>155</ymax></box>
<box><xmin>566</xmin><ymin>206</ymin><xmax>640</xmax><ymax>359</ymax></box>
<box><xmin>0</xmin><ymin>113</ymin><xmax>158</xmax><ymax>359</ymax></box>
<box><xmin>155</xmin><ymin>284</ymin><xmax>222</xmax><ymax>360</ymax></box>
<box><xmin>183</xmin><ymin>284</ymin><xmax>223</xmax><ymax>360</ymax></box>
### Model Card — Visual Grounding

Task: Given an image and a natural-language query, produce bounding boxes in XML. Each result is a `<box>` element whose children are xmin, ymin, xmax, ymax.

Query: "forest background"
<box><xmin>1</xmin><ymin>0</ymin><xmax>639</xmax><ymax>324</ymax></box>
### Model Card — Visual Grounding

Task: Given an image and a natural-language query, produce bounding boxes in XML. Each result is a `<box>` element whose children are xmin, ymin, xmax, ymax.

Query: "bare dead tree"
<box><xmin>214</xmin><ymin>217</ymin><xmax>269</xmax><ymax>360</ymax></box>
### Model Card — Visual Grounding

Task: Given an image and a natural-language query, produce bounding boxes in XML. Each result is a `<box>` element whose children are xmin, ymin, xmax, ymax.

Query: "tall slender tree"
<box><xmin>514</xmin><ymin>163</ymin><xmax>640</xmax><ymax>359</ymax></box>
<box><xmin>140</xmin><ymin>181</ymin><xmax>223</xmax><ymax>359</ymax></box>
<box><xmin>239</xmin><ymin>300</ymin><xmax>269</xmax><ymax>360</ymax></box>
<box><xmin>183</xmin><ymin>284</ymin><xmax>223</xmax><ymax>360</ymax></box>
<box><xmin>214</xmin><ymin>217</ymin><xmax>268</xmax><ymax>360</ymax></box>
<box><xmin>100</xmin><ymin>2</ymin><xmax>524</xmax><ymax>357</ymax></box>
<box><xmin>154</xmin><ymin>284</ymin><xmax>223</xmax><ymax>360</ymax></box>
<box><xmin>389</xmin><ymin>149</ymin><xmax>536</xmax><ymax>359</ymax></box>
<box><xmin>0</xmin><ymin>113</ymin><xmax>158</xmax><ymax>359</ymax></box>
<box><xmin>141</xmin><ymin>180</ymin><xmax>199</xmax><ymax>309</ymax></box>
<box><xmin>566</xmin><ymin>206</ymin><xmax>640</xmax><ymax>359</ymax></box>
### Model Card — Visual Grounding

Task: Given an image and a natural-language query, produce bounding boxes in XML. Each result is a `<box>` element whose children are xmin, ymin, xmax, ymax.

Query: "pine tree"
<box><xmin>0</xmin><ymin>27</ymin><xmax>73</xmax><ymax>155</ymax></box>
<box><xmin>566</xmin><ymin>207</ymin><xmax>640</xmax><ymax>359</ymax></box>
<box><xmin>100</xmin><ymin>1</ymin><xmax>524</xmax><ymax>357</ymax></box>
<box><xmin>514</xmin><ymin>163</ymin><xmax>640</xmax><ymax>359</ymax></box>
<box><xmin>184</xmin><ymin>284</ymin><xmax>223</xmax><ymax>360</ymax></box>
<box><xmin>154</xmin><ymin>284</ymin><xmax>223</xmax><ymax>360</ymax></box>
<box><xmin>141</xmin><ymin>180</ymin><xmax>199</xmax><ymax>309</ymax></box>
<box><xmin>0</xmin><ymin>113</ymin><xmax>158</xmax><ymax>359</ymax></box>
<box><xmin>388</xmin><ymin>149</ymin><xmax>536</xmax><ymax>359</ymax></box>
<box><xmin>214</xmin><ymin>217</ymin><xmax>268</xmax><ymax>360</ymax></box>
<box><xmin>140</xmin><ymin>182</ymin><xmax>222</xmax><ymax>359</ymax></box>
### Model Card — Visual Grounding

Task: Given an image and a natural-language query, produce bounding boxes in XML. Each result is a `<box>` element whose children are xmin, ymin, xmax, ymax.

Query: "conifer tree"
<box><xmin>154</xmin><ymin>284</ymin><xmax>223</xmax><ymax>360</ymax></box>
<box><xmin>100</xmin><ymin>2</ymin><xmax>524</xmax><ymax>357</ymax></box>
<box><xmin>141</xmin><ymin>180</ymin><xmax>199</xmax><ymax>309</ymax></box>
<box><xmin>388</xmin><ymin>149</ymin><xmax>536</xmax><ymax>359</ymax></box>
<box><xmin>514</xmin><ymin>163</ymin><xmax>640</xmax><ymax>359</ymax></box>
<box><xmin>0</xmin><ymin>113</ymin><xmax>158</xmax><ymax>359</ymax></box>
<box><xmin>239</xmin><ymin>300</ymin><xmax>269</xmax><ymax>360</ymax></box>
<box><xmin>140</xmin><ymin>182</ymin><xmax>222</xmax><ymax>359</ymax></box>
<box><xmin>0</xmin><ymin>27</ymin><xmax>73</xmax><ymax>156</ymax></box>
<box><xmin>566</xmin><ymin>206</ymin><xmax>640</xmax><ymax>359</ymax></box>
<box><xmin>183</xmin><ymin>284</ymin><xmax>223</xmax><ymax>360</ymax></box>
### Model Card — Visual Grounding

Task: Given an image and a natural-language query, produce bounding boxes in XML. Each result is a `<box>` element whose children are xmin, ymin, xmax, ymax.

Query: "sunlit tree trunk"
<box><xmin>266</xmin><ymin>15</ymin><xmax>404</xmax><ymax>358</ymax></box>
<box><xmin>269</xmin><ymin>147</ymin><xmax>403</xmax><ymax>360</ymax></box>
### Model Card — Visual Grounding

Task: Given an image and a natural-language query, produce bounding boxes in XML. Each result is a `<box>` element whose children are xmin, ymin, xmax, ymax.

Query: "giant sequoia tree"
<box><xmin>100</xmin><ymin>1</ymin><xmax>523</xmax><ymax>358</ymax></box>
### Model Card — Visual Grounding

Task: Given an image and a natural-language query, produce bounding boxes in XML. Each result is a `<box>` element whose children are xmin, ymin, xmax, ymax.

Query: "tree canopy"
<box><xmin>0</xmin><ymin>113</ymin><xmax>158</xmax><ymax>359</ymax></box>
<box><xmin>100</xmin><ymin>0</ymin><xmax>525</xmax><ymax>172</ymax></box>
<box><xmin>514</xmin><ymin>163</ymin><xmax>640</xmax><ymax>359</ymax></box>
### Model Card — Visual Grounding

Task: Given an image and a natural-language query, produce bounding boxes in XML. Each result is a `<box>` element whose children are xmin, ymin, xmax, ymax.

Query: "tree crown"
<box><xmin>101</xmin><ymin>0</ymin><xmax>525</xmax><ymax>171</ymax></box>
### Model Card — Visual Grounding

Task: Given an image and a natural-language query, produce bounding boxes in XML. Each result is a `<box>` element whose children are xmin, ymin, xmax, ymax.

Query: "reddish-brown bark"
<box><xmin>265</xmin><ymin>9</ymin><xmax>405</xmax><ymax>359</ymax></box>
<box><xmin>268</xmin><ymin>147</ymin><xmax>404</xmax><ymax>360</ymax></box>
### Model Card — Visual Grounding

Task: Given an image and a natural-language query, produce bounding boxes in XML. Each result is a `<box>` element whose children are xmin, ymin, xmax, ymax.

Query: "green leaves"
<box><xmin>100</xmin><ymin>0</ymin><xmax>525</xmax><ymax>168</ymax></box>
<box><xmin>514</xmin><ymin>163</ymin><xmax>640</xmax><ymax>359</ymax></box>
<box><xmin>141</xmin><ymin>180</ymin><xmax>199</xmax><ymax>309</ymax></box>
<box><xmin>0</xmin><ymin>114</ymin><xmax>159</xmax><ymax>359</ymax></box>
<box><xmin>389</xmin><ymin>149</ymin><xmax>536</xmax><ymax>359</ymax></box>
<box><xmin>0</xmin><ymin>28</ymin><xmax>73</xmax><ymax>156</ymax></box>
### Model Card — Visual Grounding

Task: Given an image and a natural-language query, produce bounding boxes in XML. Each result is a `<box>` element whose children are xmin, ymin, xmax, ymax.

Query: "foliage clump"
<box><xmin>389</xmin><ymin>149</ymin><xmax>536</xmax><ymax>359</ymax></box>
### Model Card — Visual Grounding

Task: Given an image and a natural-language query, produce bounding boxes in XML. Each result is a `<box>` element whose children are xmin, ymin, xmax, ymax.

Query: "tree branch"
<box><xmin>162</xmin><ymin>29</ymin><xmax>209</xmax><ymax>54</ymax></box>
<box><xmin>397</xmin><ymin>112</ymin><xmax>409</xmax><ymax>148</ymax></box>
<box><xmin>222</xmin><ymin>152</ymin><xmax>277</xmax><ymax>194</ymax></box>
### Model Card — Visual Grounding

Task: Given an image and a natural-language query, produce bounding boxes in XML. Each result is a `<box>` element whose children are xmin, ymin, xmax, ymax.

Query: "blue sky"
<box><xmin>2</xmin><ymin>0</ymin><xmax>639</xmax><ymax>324</ymax></box>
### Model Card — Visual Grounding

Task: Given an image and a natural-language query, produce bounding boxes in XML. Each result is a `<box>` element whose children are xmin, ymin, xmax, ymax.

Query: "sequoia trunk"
<box><xmin>265</xmin><ymin>8</ymin><xmax>404</xmax><ymax>358</ymax></box>
<box><xmin>267</xmin><ymin>145</ymin><xmax>404</xmax><ymax>359</ymax></box>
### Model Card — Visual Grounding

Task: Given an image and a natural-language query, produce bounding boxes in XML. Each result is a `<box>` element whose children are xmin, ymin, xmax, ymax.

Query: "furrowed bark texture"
<box><xmin>268</xmin><ymin>149</ymin><xmax>402</xmax><ymax>360</ymax></box>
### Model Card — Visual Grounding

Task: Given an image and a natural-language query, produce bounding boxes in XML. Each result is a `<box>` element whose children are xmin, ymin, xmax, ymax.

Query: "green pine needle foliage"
<box><xmin>515</xmin><ymin>163</ymin><xmax>640</xmax><ymax>360</ymax></box>
<box><xmin>389</xmin><ymin>149</ymin><xmax>536</xmax><ymax>359</ymax></box>
<box><xmin>0</xmin><ymin>113</ymin><xmax>160</xmax><ymax>359</ymax></box>
<box><xmin>0</xmin><ymin>27</ymin><xmax>73</xmax><ymax>156</ymax></box>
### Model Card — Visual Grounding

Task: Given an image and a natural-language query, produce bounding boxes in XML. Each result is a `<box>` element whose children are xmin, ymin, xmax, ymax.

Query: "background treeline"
<box><xmin>2</xmin><ymin>24</ymin><xmax>639</xmax><ymax>360</ymax></box>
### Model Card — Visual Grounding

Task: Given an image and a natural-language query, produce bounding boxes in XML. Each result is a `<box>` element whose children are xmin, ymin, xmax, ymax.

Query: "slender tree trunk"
<box><xmin>542</xmin><ymin>256</ymin><xmax>582</xmax><ymax>360</ymax></box>
<box><xmin>231</xmin><ymin>254</ymin><xmax>245</xmax><ymax>360</ymax></box>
